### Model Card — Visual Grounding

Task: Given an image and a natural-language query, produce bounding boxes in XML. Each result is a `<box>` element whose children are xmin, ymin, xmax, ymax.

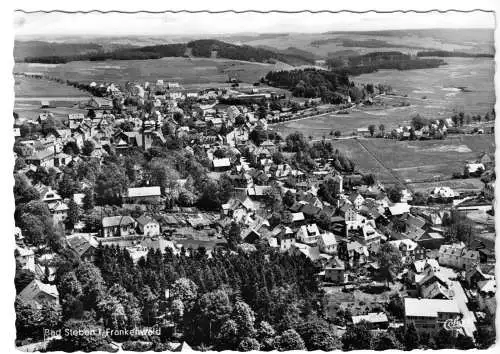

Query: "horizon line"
<box><xmin>14</xmin><ymin>27</ymin><xmax>496</xmax><ymax>39</ymax></box>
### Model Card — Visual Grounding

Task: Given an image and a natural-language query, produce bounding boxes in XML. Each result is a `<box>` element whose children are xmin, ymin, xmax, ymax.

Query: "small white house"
<box><xmin>297</xmin><ymin>224</ymin><xmax>321</xmax><ymax>244</ymax></box>
<box><xmin>318</xmin><ymin>232</ymin><xmax>337</xmax><ymax>254</ymax></box>
<box><xmin>431</xmin><ymin>186</ymin><xmax>456</xmax><ymax>199</ymax></box>
<box><xmin>136</xmin><ymin>215</ymin><xmax>160</xmax><ymax>236</ymax></box>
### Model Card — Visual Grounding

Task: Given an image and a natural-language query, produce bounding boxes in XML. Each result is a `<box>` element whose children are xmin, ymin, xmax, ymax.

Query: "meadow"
<box><xmin>14</xmin><ymin>57</ymin><xmax>280</xmax><ymax>87</ymax></box>
<box><xmin>274</xmin><ymin>57</ymin><xmax>495</xmax><ymax>139</ymax></box>
<box><xmin>15</xmin><ymin>76</ymin><xmax>89</xmax><ymax>98</ymax></box>
<box><xmin>331</xmin><ymin>135</ymin><xmax>495</xmax><ymax>186</ymax></box>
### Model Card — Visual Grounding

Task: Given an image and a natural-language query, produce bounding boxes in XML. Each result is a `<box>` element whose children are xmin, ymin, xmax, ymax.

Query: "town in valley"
<box><xmin>13</xmin><ymin>12</ymin><xmax>496</xmax><ymax>352</ymax></box>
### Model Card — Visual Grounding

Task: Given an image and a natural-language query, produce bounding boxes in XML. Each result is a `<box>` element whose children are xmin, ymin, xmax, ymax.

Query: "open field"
<box><xmin>14</xmin><ymin>76</ymin><xmax>88</xmax><ymax>122</ymax></box>
<box><xmin>15</xmin><ymin>76</ymin><xmax>90</xmax><ymax>98</ymax></box>
<box><xmin>329</xmin><ymin>139</ymin><xmax>397</xmax><ymax>182</ymax></box>
<box><xmin>14</xmin><ymin>101</ymin><xmax>88</xmax><ymax>122</ymax></box>
<box><xmin>273</xmin><ymin>105</ymin><xmax>415</xmax><ymax>137</ymax></box>
<box><xmin>355</xmin><ymin>57</ymin><xmax>495</xmax><ymax>116</ymax></box>
<box><xmin>14</xmin><ymin>57</ymin><xmax>282</xmax><ymax>86</ymax></box>
<box><xmin>274</xmin><ymin>57</ymin><xmax>495</xmax><ymax>138</ymax></box>
<box><xmin>331</xmin><ymin>135</ymin><xmax>494</xmax><ymax>184</ymax></box>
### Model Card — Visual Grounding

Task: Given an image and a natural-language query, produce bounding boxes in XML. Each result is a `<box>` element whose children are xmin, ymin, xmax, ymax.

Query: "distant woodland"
<box><xmin>311</xmin><ymin>38</ymin><xmax>427</xmax><ymax>50</ymax></box>
<box><xmin>417</xmin><ymin>50</ymin><xmax>494</xmax><ymax>58</ymax></box>
<box><xmin>327</xmin><ymin>51</ymin><xmax>446</xmax><ymax>76</ymax></box>
<box><xmin>21</xmin><ymin>40</ymin><xmax>314</xmax><ymax>66</ymax></box>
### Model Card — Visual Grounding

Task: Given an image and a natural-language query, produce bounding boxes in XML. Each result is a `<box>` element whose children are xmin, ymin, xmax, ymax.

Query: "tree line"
<box><xmin>23</xmin><ymin>40</ymin><xmax>314</xmax><ymax>66</ymax></box>
<box><xmin>327</xmin><ymin>51</ymin><xmax>446</xmax><ymax>76</ymax></box>
<box><xmin>417</xmin><ymin>50</ymin><xmax>494</xmax><ymax>58</ymax></box>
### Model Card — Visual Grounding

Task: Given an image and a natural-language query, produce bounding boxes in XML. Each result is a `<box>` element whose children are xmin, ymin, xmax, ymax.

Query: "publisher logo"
<box><xmin>443</xmin><ymin>318</ymin><xmax>462</xmax><ymax>331</ymax></box>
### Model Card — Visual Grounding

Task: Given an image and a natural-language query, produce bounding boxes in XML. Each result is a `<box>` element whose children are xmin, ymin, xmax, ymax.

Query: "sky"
<box><xmin>14</xmin><ymin>11</ymin><xmax>496</xmax><ymax>37</ymax></box>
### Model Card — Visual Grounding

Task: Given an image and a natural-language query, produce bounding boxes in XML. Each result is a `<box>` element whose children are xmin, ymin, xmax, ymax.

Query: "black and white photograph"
<box><xmin>10</xmin><ymin>3</ymin><xmax>497</xmax><ymax>352</ymax></box>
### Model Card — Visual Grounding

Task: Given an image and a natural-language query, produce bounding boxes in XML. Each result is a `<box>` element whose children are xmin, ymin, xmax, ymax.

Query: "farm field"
<box><xmin>273</xmin><ymin>105</ymin><xmax>416</xmax><ymax>137</ymax></box>
<box><xmin>331</xmin><ymin>135</ymin><xmax>494</xmax><ymax>185</ymax></box>
<box><xmin>14</xmin><ymin>101</ymin><xmax>88</xmax><ymax>122</ymax></box>
<box><xmin>329</xmin><ymin>139</ymin><xmax>396</xmax><ymax>182</ymax></box>
<box><xmin>14</xmin><ymin>76</ymin><xmax>90</xmax><ymax>122</ymax></box>
<box><xmin>15</xmin><ymin>76</ymin><xmax>90</xmax><ymax>98</ymax></box>
<box><xmin>14</xmin><ymin>57</ymin><xmax>282</xmax><ymax>86</ymax></box>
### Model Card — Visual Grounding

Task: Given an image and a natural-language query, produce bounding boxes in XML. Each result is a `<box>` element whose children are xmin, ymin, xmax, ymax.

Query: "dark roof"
<box><xmin>301</xmin><ymin>204</ymin><xmax>322</xmax><ymax>217</ymax></box>
<box><xmin>136</xmin><ymin>215</ymin><xmax>158</xmax><ymax>226</ymax></box>
<box><xmin>330</xmin><ymin>216</ymin><xmax>345</xmax><ymax>223</ymax></box>
<box><xmin>67</xmin><ymin>235</ymin><xmax>98</xmax><ymax>257</ymax></box>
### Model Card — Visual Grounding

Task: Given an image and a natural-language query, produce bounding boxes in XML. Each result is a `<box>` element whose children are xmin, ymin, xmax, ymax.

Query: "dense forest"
<box><xmin>21</xmin><ymin>40</ymin><xmax>314</xmax><ymax>66</ymax></box>
<box><xmin>327</xmin><ymin>51</ymin><xmax>446</xmax><ymax>76</ymax></box>
<box><xmin>187</xmin><ymin>40</ymin><xmax>312</xmax><ymax>65</ymax></box>
<box><xmin>17</xmin><ymin>244</ymin><xmax>324</xmax><ymax>351</ymax></box>
<box><xmin>417</xmin><ymin>50</ymin><xmax>494</xmax><ymax>58</ymax></box>
<box><xmin>264</xmin><ymin>69</ymin><xmax>351</xmax><ymax>103</ymax></box>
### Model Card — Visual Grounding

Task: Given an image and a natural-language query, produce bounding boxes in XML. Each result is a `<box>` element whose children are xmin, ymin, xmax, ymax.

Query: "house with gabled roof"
<box><xmin>318</xmin><ymin>232</ymin><xmax>337</xmax><ymax>254</ymax></box>
<box><xmin>66</xmin><ymin>233</ymin><xmax>99</xmax><ymax>262</ymax></box>
<box><xmin>102</xmin><ymin>215</ymin><xmax>136</xmax><ymax>238</ymax></box>
<box><xmin>297</xmin><ymin>224</ymin><xmax>321</xmax><ymax>244</ymax></box>
<box><xmin>68</xmin><ymin>113</ymin><xmax>85</xmax><ymax>129</ymax></box>
<box><xmin>87</xmin><ymin>97</ymin><xmax>113</xmax><ymax>110</ymax></box>
<box><xmin>352</xmin><ymin>312</ymin><xmax>389</xmax><ymax>330</ymax></box>
<box><xmin>290</xmin><ymin>212</ymin><xmax>305</xmax><ymax>225</ymax></box>
<box><xmin>51</xmin><ymin>201</ymin><xmax>69</xmax><ymax>224</ymax></box>
<box><xmin>349</xmin><ymin>192</ymin><xmax>365</xmax><ymax>209</ymax></box>
<box><xmin>420</xmin><ymin>280</ymin><xmax>452</xmax><ymax>300</ymax></box>
<box><xmin>388</xmin><ymin>202</ymin><xmax>410</xmax><ymax>216</ymax></box>
<box><xmin>25</xmin><ymin>149</ymin><xmax>55</xmax><ymax>168</ymax></box>
<box><xmin>390</xmin><ymin>238</ymin><xmax>421</xmax><ymax>262</ymax></box>
<box><xmin>34</xmin><ymin>184</ymin><xmax>62</xmax><ymax>207</ymax></box>
<box><xmin>324</xmin><ymin>257</ymin><xmax>346</xmax><ymax>283</ymax></box>
<box><xmin>136</xmin><ymin>215</ymin><xmax>160</xmax><ymax>236</ymax></box>
<box><xmin>247</xmin><ymin>185</ymin><xmax>271</xmax><ymax>199</ymax></box>
<box><xmin>415</xmin><ymin>231</ymin><xmax>445</xmax><ymax>249</ymax></box>
<box><xmin>478</xmin><ymin>152</ymin><xmax>493</xmax><ymax>166</ymax></box>
<box><xmin>438</xmin><ymin>243</ymin><xmax>480</xmax><ymax>270</ymax></box>
<box><xmin>344</xmin><ymin>207</ymin><xmax>368</xmax><ymax>231</ymax></box>
<box><xmin>125</xmin><ymin>186</ymin><xmax>162</xmax><ymax>204</ymax></box>
<box><xmin>290</xmin><ymin>243</ymin><xmax>323</xmax><ymax>262</ymax></box>
<box><xmin>300</xmin><ymin>203</ymin><xmax>322</xmax><ymax>219</ymax></box>
<box><xmin>465</xmin><ymin>264</ymin><xmax>491</xmax><ymax>288</ymax></box>
<box><xmin>15</xmin><ymin>245</ymin><xmax>35</xmax><ymax>272</ymax></box>
<box><xmin>404</xmin><ymin>298</ymin><xmax>461</xmax><ymax>335</ymax></box>
<box><xmin>18</xmin><ymin>279</ymin><xmax>59</xmax><ymax>309</ymax></box>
